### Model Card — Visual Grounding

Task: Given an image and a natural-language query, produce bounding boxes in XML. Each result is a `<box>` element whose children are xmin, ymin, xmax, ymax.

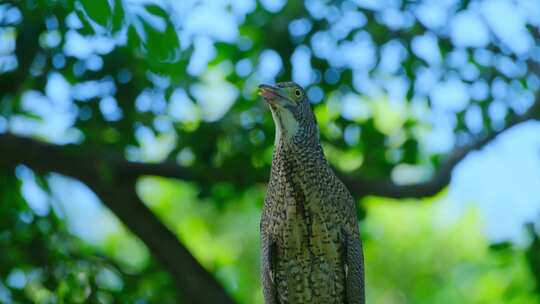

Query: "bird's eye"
<box><xmin>294</xmin><ymin>89</ymin><xmax>302</xmax><ymax>98</ymax></box>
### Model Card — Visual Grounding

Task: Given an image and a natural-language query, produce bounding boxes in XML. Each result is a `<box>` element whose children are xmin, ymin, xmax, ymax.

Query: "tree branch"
<box><xmin>109</xmin><ymin>89</ymin><xmax>540</xmax><ymax>200</ymax></box>
<box><xmin>0</xmin><ymin>134</ymin><xmax>236</xmax><ymax>304</ymax></box>
<box><xmin>0</xmin><ymin>85</ymin><xmax>536</xmax><ymax>302</ymax></box>
<box><xmin>55</xmin><ymin>88</ymin><xmax>540</xmax><ymax>202</ymax></box>
<box><xmin>340</xmin><ymin>87</ymin><xmax>540</xmax><ymax>199</ymax></box>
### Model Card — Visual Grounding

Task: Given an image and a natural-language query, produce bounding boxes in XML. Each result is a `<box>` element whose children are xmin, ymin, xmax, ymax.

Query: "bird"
<box><xmin>259</xmin><ymin>82</ymin><xmax>365</xmax><ymax>304</ymax></box>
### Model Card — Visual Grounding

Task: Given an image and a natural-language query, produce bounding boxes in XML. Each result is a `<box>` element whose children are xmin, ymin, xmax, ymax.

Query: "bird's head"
<box><xmin>258</xmin><ymin>82</ymin><xmax>319</xmax><ymax>145</ymax></box>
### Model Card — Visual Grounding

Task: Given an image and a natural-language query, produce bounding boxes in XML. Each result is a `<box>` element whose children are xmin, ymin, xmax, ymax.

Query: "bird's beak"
<box><xmin>258</xmin><ymin>84</ymin><xmax>285</xmax><ymax>107</ymax></box>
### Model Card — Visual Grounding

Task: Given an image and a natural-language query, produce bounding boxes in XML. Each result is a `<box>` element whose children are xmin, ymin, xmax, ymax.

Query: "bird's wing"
<box><xmin>261</xmin><ymin>208</ymin><xmax>279</xmax><ymax>304</ymax></box>
<box><xmin>330</xmin><ymin>170</ymin><xmax>365</xmax><ymax>304</ymax></box>
<box><xmin>342</xmin><ymin>227</ymin><xmax>365</xmax><ymax>304</ymax></box>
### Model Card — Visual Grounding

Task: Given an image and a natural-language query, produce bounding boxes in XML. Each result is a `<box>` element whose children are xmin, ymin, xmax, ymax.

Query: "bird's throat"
<box><xmin>271</xmin><ymin>107</ymin><xmax>299</xmax><ymax>145</ymax></box>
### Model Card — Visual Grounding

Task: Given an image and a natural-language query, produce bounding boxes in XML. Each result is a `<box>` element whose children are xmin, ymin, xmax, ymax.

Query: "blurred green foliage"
<box><xmin>140</xmin><ymin>179</ymin><xmax>540</xmax><ymax>304</ymax></box>
<box><xmin>1</xmin><ymin>0</ymin><xmax>540</xmax><ymax>303</ymax></box>
<box><xmin>363</xmin><ymin>198</ymin><xmax>538</xmax><ymax>304</ymax></box>
<box><xmin>0</xmin><ymin>173</ymin><xmax>178</xmax><ymax>303</ymax></box>
<box><xmin>3</xmin><ymin>171</ymin><xmax>540</xmax><ymax>303</ymax></box>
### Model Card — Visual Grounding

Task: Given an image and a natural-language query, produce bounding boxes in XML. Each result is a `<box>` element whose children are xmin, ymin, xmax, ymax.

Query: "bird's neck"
<box><xmin>272</xmin><ymin>137</ymin><xmax>326</xmax><ymax>172</ymax></box>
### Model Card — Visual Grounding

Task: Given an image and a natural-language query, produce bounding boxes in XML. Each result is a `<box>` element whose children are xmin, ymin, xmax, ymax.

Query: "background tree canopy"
<box><xmin>1</xmin><ymin>0</ymin><xmax>540</xmax><ymax>303</ymax></box>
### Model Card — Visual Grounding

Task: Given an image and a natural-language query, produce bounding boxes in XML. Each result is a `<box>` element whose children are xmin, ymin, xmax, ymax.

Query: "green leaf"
<box><xmin>144</xmin><ymin>4</ymin><xmax>168</xmax><ymax>20</ymax></box>
<box><xmin>402</xmin><ymin>139</ymin><xmax>418</xmax><ymax>164</ymax></box>
<box><xmin>142</xmin><ymin>20</ymin><xmax>180</xmax><ymax>63</ymax></box>
<box><xmin>140</xmin><ymin>5</ymin><xmax>181</xmax><ymax>63</ymax></box>
<box><xmin>112</xmin><ymin>0</ymin><xmax>125</xmax><ymax>33</ymax></box>
<box><xmin>78</xmin><ymin>0</ymin><xmax>112</xmax><ymax>29</ymax></box>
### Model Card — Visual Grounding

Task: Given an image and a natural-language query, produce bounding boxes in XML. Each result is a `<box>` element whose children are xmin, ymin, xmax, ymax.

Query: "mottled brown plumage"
<box><xmin>259</xmin><ymin>82</ymin><xmax>365</xmax><ymax>304</ymax></box>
